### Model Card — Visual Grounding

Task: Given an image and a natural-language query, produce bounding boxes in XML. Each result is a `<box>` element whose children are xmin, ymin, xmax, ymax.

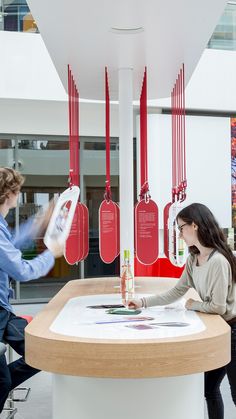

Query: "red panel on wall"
<box><xmin>134</xmin><ymin>257</ymin><xmax>184</xmax><ymax>278</ymax></box>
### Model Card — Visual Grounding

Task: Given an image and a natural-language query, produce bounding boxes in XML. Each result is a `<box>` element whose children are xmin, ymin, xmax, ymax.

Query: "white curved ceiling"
<box><xmin>28</xmin><ymin>0</ymin><xmax>228</xmax><ymax>101</ymax></box>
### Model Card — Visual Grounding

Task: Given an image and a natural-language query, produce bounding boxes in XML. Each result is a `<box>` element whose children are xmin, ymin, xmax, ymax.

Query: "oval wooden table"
<box><xmin>25</xmin><ymin>277</ymin><xmax>230</xmax><ymax>419</ymax></box>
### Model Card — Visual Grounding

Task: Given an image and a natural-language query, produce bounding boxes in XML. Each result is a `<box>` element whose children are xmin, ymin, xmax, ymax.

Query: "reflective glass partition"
<box><xmin>0</xmin><ymin>135</ymin><xmax>119</xmax><ymax>303</ymax></box>
<box><xmin>208</xmin><ymin>2</ymin><xmax>236</xmax><ymax>50</ymax></box>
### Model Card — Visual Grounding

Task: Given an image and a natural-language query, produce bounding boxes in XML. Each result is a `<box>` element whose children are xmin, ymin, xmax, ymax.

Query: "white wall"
<box><xmin>137</xmin><ymin>114</ymin><xmax>231</xmax><ymax>228</ymax></box>
<box><xmin>0</xmin><ymin>31</ymin><xmax>122</xmax><ymax>137</ymax></box>
<box><xmin>0</xmin><ymin>99</ymin><xmax>120</xmax><ymax>137</ymax></box>
<box><xmin>0</xmin><ymin>99</ymin><xmax>68</xmax><ymax>135</ymax></box>
<box><xmin>185</xmin><ymin>49</ymin><xmax>236</xmax><ymax>112</ymax></box>
<box><xmin>0</xmin><ymin>31</ymin><xmax>67</xmax><ymax>101</ymax></box>
<box><xmin>149</xmin><ymin>49</ymin><xmax>236</xmax><ymax>112</ymax></box>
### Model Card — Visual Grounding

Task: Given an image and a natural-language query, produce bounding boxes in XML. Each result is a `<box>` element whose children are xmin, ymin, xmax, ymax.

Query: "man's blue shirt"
<box><xmin>0</xmin><ymin>213</ymin><xmax>55</xmax><ymax>312</ymax></box>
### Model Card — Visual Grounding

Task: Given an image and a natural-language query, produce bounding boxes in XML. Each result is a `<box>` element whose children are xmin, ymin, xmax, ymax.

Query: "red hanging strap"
<box><xmin>172</xmin><ymin>84</ymin><xmax>178</xmax><ymax>201</ymax></box>
<box><xmin>180</xmin><ymin>69</ymin><xmax>183</xmax><ymax>198</ymax></box>
<box><xmin>76</xmin><ymin>86</ymin><xmax>80</xmax><ymax>187</ymax></box>
<box><xmin>67</xmin><ymin>65</ymin><xmax>79</xmax><ymax>189</ymax></box>
<box><xmin>140</xmin><ymin>67</ymin><xmax>150</xmax><ymax>200</ymax></box>
<box><xmin>179</xmin><ymin>70</ymin><xmax>183</xmax><ymax>189</ymax></box>
<box><xmin>105</xmin><ymin>67</ymin><xmax>111</xmax><ymax>201</ymax></box>
<box><xmin>68</xmin><ymin>65</ymin><xmax>72</xmax><ymax>188</ymax></box>
<box><xmin>181</xmin><ymin>64</ymin><xmax>187</xmax><ymax>200</ymax></box>
<box><xmin>136</xmin><ymin>67</ymin><xmax>159</xmax><ymax>265</ymax></box>
<box><xmin>176</xmin><ymin>74</ymin><xmax>180</xmax><ymax>198</ymax></box>
<box><xmin>171</xmin><ymin>64</ymin><xmax>187</xmax><ymax>203</ymax></box>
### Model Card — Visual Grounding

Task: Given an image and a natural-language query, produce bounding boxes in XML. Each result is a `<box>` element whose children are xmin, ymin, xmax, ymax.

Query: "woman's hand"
<box><xmin>185</xmin><ymin>298</ymin><xmax>195</xmax><ymax>310</ymax></box>
<box><xmin>128</xmin><ymin>299</ymin><xmax>142</xmax><ymax>309</ymax></box>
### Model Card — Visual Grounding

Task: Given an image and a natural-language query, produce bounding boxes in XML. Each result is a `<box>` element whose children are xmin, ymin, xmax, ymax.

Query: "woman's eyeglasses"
<box><xmin>177</xmin><ymin>223</ymin><xmax>188</xmax><ymax>232</ymax></box>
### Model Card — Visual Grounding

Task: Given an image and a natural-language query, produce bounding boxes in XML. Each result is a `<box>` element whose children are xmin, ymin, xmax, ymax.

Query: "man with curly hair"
<box><xmin>0</xmin><ymin>167</ymin><xmax>63</xmax><ymax>413</ymax></box>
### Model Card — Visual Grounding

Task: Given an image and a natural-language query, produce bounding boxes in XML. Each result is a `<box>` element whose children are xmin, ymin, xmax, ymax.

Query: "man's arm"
<box><xmin>0</xmin><ymin>228</ymin><xmax>55</xmax><ymax>282</ymax></box>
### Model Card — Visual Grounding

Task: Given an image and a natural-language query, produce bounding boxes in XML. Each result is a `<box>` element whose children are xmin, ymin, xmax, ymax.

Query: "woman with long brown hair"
<box><xmin>129</xmin><ymin>203</ymin><xmax>236</xmax><ymax>419</ymax></box>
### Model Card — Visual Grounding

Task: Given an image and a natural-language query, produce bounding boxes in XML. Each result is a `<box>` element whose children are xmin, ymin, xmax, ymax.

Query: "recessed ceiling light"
<box><xmin>111</xmin><ymin>27</ymin><xmax>144</xmax><ymax>35</ymax></box>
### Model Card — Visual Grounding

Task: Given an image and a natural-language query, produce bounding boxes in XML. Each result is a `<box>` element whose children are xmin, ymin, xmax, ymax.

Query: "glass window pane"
<box><xmin>1</xmin><ymin>1</ymin><xmax>39</xmax><ymax>33</ymax></box>
<box><xmin>208</xmin><ymin>3</ymin><xmax>236</xmax><ymax>50</ymax></box>
<box><xmin>84</xmin><ymin>141</ymin><xmax>118</xmax><ymax>151</ymax></box>
<box><xmin>0</xmin><ymin>139</ymin><xmax>14</xmax><ymax>167</ymax></box>
<box><xmin>18</xmin><ymin>139</ymin><xmax>69</xmax><ymax>176</ymax></box>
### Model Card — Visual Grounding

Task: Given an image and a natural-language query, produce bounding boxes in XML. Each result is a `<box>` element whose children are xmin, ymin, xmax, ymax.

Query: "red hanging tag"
<box><xmin>135</xmin><ymin>199</ymin><xmax>159</xmax><ymax>265</ymax></box>
<box><xmin>65</xmin><ymin>202</ymin><xmax>89</xmax><ymax>264</ymax></box>
<box><xmin>81</xmin><ymin>203</ymin><xmax>89</xmax><ymax>260</ymax></box>
<box><xmin>163</xmin><ymin>201</ymin><xmax>172</xmax><ymax>258</ymax></box>
<box><xmin>114</xmin><ymin>202</ymin><xmax>120</xmax><ymax>257</ymax></box>
<box><xmin>65</xmin><ymin>203</ymin><xmax>84</xmax><ymax>264</ymax></box>
<box><xmin>99</xmin><ymin>200</ymin><xmax>118</xmax><ymax>264</ymax></box>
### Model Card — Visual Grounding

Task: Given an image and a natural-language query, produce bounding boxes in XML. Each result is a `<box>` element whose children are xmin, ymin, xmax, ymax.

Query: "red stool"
<box><xmin>4</xmin><ymin>315</ymin><xmax>33</xmax><ymax>419</ymax></box>
<box><xmin>20</xmin><ymin>315</ymin><xmax>33</xmax><ymax>324</ymax></box>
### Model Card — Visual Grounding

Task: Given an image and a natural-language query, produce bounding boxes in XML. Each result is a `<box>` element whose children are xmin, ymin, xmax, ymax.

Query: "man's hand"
<box><xmin>34</xmin><ymin>199</ymin><xmax>56</xmax><ymax>235</ymax></box>
<box><xmin>46</xmin><ymin>240</ymin><xmax>64</xmax><ymax>258</ymax></box>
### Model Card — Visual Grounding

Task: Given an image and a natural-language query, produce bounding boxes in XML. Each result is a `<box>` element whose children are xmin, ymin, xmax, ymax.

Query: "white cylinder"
<box><xmin>118</xmin><ymin>67</ymin><xmax>134</xmax><ymax>273</ymax></box>
<box><xmin>53</xmin><ymin>373</ymin><xmax>204</xmax><ymax>419</ymax></box>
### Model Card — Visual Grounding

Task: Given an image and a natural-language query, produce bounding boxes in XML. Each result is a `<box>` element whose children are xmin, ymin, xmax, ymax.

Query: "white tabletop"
<box><xmin>50</xmin><ymin>293</ymin><xmax>205</xmax><ymax>340</ymax></box>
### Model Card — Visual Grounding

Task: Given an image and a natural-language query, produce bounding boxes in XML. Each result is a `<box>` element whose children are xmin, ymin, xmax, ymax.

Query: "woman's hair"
<box><xmin>0</xmin><ymin>167</ymin><xmax>24</xmax><ymax>205</ymax></box>
<box><xmin>177</xmin><ymin>202</ymin><xmax>236</xmax><ymax>282</ymax></box>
